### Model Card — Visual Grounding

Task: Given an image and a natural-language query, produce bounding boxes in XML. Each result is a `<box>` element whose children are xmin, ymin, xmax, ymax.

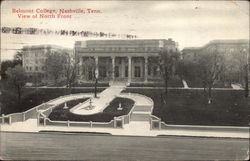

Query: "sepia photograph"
<box><xmin>0</xmin><ymin>0</ymin><xmax>249</xmax><ymax>160</ymax></box>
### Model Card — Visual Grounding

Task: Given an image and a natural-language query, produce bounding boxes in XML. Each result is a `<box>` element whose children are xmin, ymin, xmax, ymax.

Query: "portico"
<box><xmin>78</xmin><ymin>55</ymin><xmax>162</xmax><ymax>83</ymax></box>
<box><xmin>75</xmin><ymin>39</ymin><xmax>178</xmax><ymax>83</ymax></box>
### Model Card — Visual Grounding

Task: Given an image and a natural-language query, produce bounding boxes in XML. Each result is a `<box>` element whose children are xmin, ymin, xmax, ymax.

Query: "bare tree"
<box><xmin>81</xmin><ymin>57</ymin><xmax>95</xmax><ymax>81</ymax></box>
<box><xmin>197</xmin><ymin>51</ymin><xmax>225</xmax><ymax>104</ymax></box>
<box><xmin>158</xmin><ymin>50</ymin><xmax>180</xmax><ymax>98</ymax></box>
<box><xmin>65</xmin><ymin>53</ymin><xmax>77</xmax><ymax>92</ymax></box>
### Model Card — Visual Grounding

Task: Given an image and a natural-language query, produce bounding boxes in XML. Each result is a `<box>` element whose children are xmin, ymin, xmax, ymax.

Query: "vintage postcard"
<box><xmin>0</xmin><ymin>0</ymin><xmax>249</xmax><ymax>160</ymax></box>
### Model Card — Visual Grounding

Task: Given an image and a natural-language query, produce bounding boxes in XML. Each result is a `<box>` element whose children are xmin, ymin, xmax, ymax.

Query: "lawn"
<box><xmin>185</xmin><ymin>79</ymin><xmax>232</xmax><ymax>88</ymax></box>
<box><xmin>123</xmin><ymin>88</ymin><xmax>249</xmax><ymax>126</ymax></box>
<box><xmin>0</xmin><ymin>87</ymin><xmax>105</xmax><ymax>115</ymax></box>
<box><xmin>48</xmin><ymin>97</ymin><xmax>135</xmax><ymax>122</ymax></box>
<box><xmin>130</xmin><ymin>76</ymin><xmax>183</xmax><ymax>87</ymax></box>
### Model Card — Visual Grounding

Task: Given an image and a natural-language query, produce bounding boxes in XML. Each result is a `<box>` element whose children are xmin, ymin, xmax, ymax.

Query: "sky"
<box><xmin>1</xmin><ymin>0</ymin><xmax>249</xmax><ymax>60</ymax></box>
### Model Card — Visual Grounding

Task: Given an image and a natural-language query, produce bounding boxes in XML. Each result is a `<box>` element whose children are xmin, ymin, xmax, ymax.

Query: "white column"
<box><xmin>112</xmin><ymin>56</ymin><xmax>115</xmax><ymax>80</ymax></box>
<box><xmin>128</xmin><ymin>56</ymin><xmax>132</xmax><ymax>83</ymax></box>
<box><xmin>144</xmin><ymin>56</ymin><xmax>148</xmax><ymax>82</ymax></box>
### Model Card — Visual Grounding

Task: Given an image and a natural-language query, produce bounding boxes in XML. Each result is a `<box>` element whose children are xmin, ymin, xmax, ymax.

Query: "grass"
<box><xmin>185</xmin><ymin>79</ymin><xmax>232</xmax><ymax>88</ymax></box>
<box><xmin>48</xmin><ymin>97</ymin><xmax>135</xmax><ymax>122</ymax></box>
<box><xmin>0</xmin><ymin>87</ymin><xmax>105</xmax><ymax>115</ymax></box>
<box><xmin>123</xmin><ymin>88</ymin><xmax>249</xmax><ymax>126</ymax></box>
<box><xmin>130</xmin><ymin>76</ymin><xmax>183</xmax><ymax>87</ymax></box>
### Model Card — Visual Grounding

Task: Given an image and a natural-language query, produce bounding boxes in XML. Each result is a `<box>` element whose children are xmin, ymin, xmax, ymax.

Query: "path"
<box><xmin>182</xmin><ymin>79</ymin><xmax>189</xmax><ymax>88</ymax></box>
<box><xmin>70</xmin><ymin>85</ymin><xmax>125</xmax><ymax>115</ymax></box>
<box><xmin>1</xmin><ymin>119</ymin><xmax>248</xmax><ymax>138</ymax></box>
<box><xmin>231</xmin><ymin>83</ymin><xmax>243</xmax><ymax>89</ymax></box>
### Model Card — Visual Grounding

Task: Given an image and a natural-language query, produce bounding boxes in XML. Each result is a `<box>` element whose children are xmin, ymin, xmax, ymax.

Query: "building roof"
<box><xmin>182</xmin><ymin>39</ymin><xmax>249</xmax><ymax>51</ymax></box>
<box><xmin>75</xmin><ymin>39</ymin><xmax>176</xmax><ymax>48</ymax></box>
<box><xmin>22</xmin><ymin>44</ymin><xmax>71</xmax><ymax>50</ymax></box>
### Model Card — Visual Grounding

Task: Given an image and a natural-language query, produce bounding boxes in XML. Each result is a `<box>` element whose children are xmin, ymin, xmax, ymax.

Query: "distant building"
<box><xmin>22</xmin><ymin>45</ymin><xmax>71</xmax><ymax>84</ymax></box>
<box><xmin>75</xmin><ymin>39</ymin><xmax>179</xmax><ymax>83</ymax></box>
<box><xmin>182</xmin><ymin>39</ymin><xmax>249</xmax><ymax>62</ymax></box>
<box><xmin>182</xmin><ymin>39</ymin><xmax>249</xmax><ymax>85</ymax></box>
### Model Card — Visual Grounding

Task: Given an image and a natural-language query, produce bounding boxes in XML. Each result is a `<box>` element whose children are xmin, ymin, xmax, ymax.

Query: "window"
<box><xmin>115</xmin><ymin>66</ymin><xmax>119</xmax><ymax>77</ymax></box>
<box><xmin>35</xmin><ymin>66</ymin><xmax>38</xmax><ymax>71</ymax></box>
<box><xmin>30</xmin><ymin>67</ymin><xmax>32</xmax><ymax>71</ymax></box>
<box><xmin>134</xmin><ymin>58</ymin><xmax>139</xmax><ymax>63</ymax></box>
<box><xmin>134</xmin><ymin>66</ymin><xmax>141</xmax><ymax>77</ymax></box>
<box><xmin>88</xmin><ymin>70</ymin><xmax>93</xmax><ymax>80</ymax></box>
<box><xmin>99</xmin><ymin>66</ymin><xmax>107</xmax><ymax>77</ymax></box>
<box><xmin>153</xmin><ymin>66</ymin><xmax>157</xmax><ymax>76</ymax></box>
<box><xmin>148</xmin><ymin>66</ymin><xmax>151</xmax><ymax>75</ymax></box>
<box><xmin>125</xmin><ymin>66</ymin><xmax>128</xmax><ymax>77</ymax></box>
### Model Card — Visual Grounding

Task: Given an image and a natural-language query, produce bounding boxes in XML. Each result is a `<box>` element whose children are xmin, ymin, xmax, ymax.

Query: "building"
<box><xmin>182</xmin><ymin>39</ymin><xmax>249</xmax><ymax>62</ymax></box>
<box><xmin>75</xmin><ymin>39</ymin><xmax>179</xmax><ymax>83</ymax></box>
<box><xmin>182</xmin><ymin>39</ymin><xmax>249</xmax><ymax>85</ymax></box>
<box><xmin>22</xmin><ymin>45</ymin><xmax>71</xmax><ymax>84</ymax></box>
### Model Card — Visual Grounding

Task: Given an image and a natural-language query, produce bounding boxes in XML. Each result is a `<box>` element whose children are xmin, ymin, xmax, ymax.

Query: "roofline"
<box><xmin>22</xmin><ymin>44</ymin><xmax>71</xmax><ymax>50</ymax></box>
<box><xmin>183</xmin><ymin>39</ymin><xmax>249</xmax><ymax>51</ymax></box>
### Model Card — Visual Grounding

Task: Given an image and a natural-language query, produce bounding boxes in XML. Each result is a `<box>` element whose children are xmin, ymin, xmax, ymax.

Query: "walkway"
<box><xmin>182</xmin><ymin>79</ymin><xmax>189</xmax><ymax>88</ymax></box>
<box><xmin>231</xmin><ymin>83</ymin><xmax>243</xmax><ymax>89</ymax></box>
<box><xmin>120</xmin><ymin>93</ymin><xmax>153</xmax><ymax>122</ymax></box>
<box><xmin>1</xmin><ymin>119</ymin><xmax>248</xmax><ymax>138</ymax></box>
<box><xmin>70</xmin><ymin>85</ymin><xmax>125</xmax><ymax>115</ymax></box>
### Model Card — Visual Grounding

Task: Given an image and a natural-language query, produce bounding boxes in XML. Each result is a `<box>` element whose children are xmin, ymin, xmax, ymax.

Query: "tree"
<box><xmin>45</xmin><ymin>51</ymin><xmax>68</xmax><ymax>83</ymax></box>
<box><xmin>6</xmin><ymin>65</ymin><xmax>27</xmax><ymax>103</ymax></box>
<box><xmin>81</xmin><ymin>57</ymin><xmax>95</xmax><ymax>80</ymax></box>
<box><xmin>197</xmin><ymin>51</ymin><xmax>225</xmax><ymax>104</ymax></box>
<box><xmin>158</xmin><ymin>50</ymin><xmax>180</xmax><ymax>98</ymax></box>
<box><xmin>1</xmin><ymin>53</ymin><xmax>23</xmax><ymax>80</ymax></box>
<box><xmin>65</xmin><ymin>53</ymin><xmax>77</xmax><ymax>92</ymax></box>
<box><xmin>13</xmin><ymin>51</ymin><xmax>23</xmax><ymax>65</ymax></box>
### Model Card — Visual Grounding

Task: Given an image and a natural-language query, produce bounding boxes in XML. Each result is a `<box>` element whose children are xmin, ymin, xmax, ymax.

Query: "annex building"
<box><xmin>182</xmin><ymin>39</ymin><xmax>249</xmax><ymax>85</ymax></box>
<box><xmin>22</xmin><ymin>45</ymin><xmax>71</xmax><ymax>84</ymax></box>
<box><xmin>75</xmin><ymin>39</ymin><xmax>179</xmax><ymax>83</ymax></box>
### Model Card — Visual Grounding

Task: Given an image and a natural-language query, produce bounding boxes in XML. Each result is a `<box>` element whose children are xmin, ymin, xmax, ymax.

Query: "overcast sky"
<box><xmin>1</xmin><ymin>0</ymin><xmax>249</xmax><ymax>60</ymax></box>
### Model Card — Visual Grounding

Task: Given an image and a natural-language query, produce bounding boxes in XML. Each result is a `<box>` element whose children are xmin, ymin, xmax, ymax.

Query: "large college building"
<box><xmin>22</xmin><ymin>45</ymin><xmax>71</xmax><ymax>84</ymax></box>
<box><xmin>182</xmin><ymin>39</ymin><xmax>249</xmax><ymax>85</ymax></box>
<box><xmin>75</xmin><ymin>39</ymin><xmax>179</xmax><ymax>83</ymax></box>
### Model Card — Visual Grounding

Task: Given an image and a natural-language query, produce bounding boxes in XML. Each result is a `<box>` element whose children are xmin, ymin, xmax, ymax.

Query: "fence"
<box><xmin>0</xmin><ymin>104</ymin><xmax>44</xmax><ymax>125</ymax></box>
<box><xmin>0</xmin><ymin>93</ymin><xmax>91</xmax><ymax>125</ymax></box>
<box><xmin>37</xmin><ymin>92</ymin><xmax>144</xmax><ymax>129</ymax></box>
<box><xmin>38</xmin><ymin>116</ymin><xmax>116</xmax><ymax>128</ymax></box>
<box><xmin>150</xmin><ymin>114</ymin><xmax>162</xmax><ymax>130</ymax></box>
<box><xmin>1</xmin><ymin>92</ymin><xmax>155</xmax><ymax>130</ymax></box>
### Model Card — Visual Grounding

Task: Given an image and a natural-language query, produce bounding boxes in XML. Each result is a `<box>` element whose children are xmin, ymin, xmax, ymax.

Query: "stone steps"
<box><xmin>133</xmin><ymin>105</ymin><xmax>152</xmax><ymax>112</ymax></box>
<box><xmin>130</xmin><ymin>112</ymin><xmax>150</xmax><ymax>121</ymax></box>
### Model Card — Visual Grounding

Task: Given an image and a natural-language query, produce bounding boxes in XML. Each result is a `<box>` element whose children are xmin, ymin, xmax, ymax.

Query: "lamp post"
<box><xmin>94</xmin><ymin>69</ymin><xmax>98</xmax><ymax>98</ymax></box>
<box><xmin>244</xmin><ymin>48</ymin><xmax>249</xmax><ymax>97</ymax></box>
